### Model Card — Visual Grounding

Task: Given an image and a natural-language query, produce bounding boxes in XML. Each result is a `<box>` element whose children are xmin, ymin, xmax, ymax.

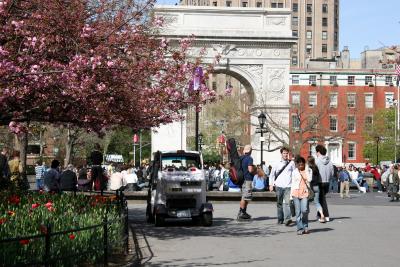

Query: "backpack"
<box><xmin>226</xmin><ymin>138</ymin><xmax>245</xmax><ymax>186</ymax></box>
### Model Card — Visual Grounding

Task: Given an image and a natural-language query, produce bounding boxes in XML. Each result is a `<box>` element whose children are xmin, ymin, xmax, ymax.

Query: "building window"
<box><xmin>292</xmin><ymin>30</ymin><xmax>298</xmax><ymax>37</ymax></box>
<box><xmin>306</xmin><ymin>30</ymin><xmax>312</xmax><ymax>39</ymax></box>
<box><xmin>256</xmin><ymin>2</ymin><xmax>262</xmax><ymax>7</ymax></box>
<box><xmin>307</xmin><ymin>4</ymin><xmax>312</xmax><ymax>12</ymax></box>
<box><xmin>322</xmin><ymin>3</ymin><xmax>328</xmax><ymax>13</ymax></box>
<box><xmin>322</xmin><ymin>17</ymin><xmax>328</xmax><ymax>27</ymax></box>
<box><xmin>385</xmin><ymin>75</ymin><xmax>393</xmax><ymax>86</ymax></box>
<box><xmin>293</xmin><ymin>3</ymin><xmax>298</xmax><ymax>12</ymax></box>
<box><xmin>306</xmin><ymin>44</ymin><xmax>312</xmax><ymax>54</ymax></box>
<box><xmin>329</xmin><ymin>116</ymin><xmax>338</xmax><ymax>132</ymax></box>
<box><xmin>242</xmin><ymin>1</ymin><xmax>248</xmax><ymax>7</ymax></box>
<box><xmin>307</xmin><ymin>17</ymin><xmax>312</xmax><ymax>26</ymax></box>
<box><xmin>292</xmin><ymin>75</ymin><xmax>300</xmax><ymax>85</ymax></box>
<box><xmin>309</xmin><ymin>75</ymin><xmax>317</xmax><ymax>85</ymax></box>
<box><xmin>365</xmin><ymin>94</ymin><xmax>374</xmax><ymax>109</ymax></box>
<box><xmin>212</xmin><ymin>1</ymin><xmax>217</xmax><ymax>6</ymax></box>
<box><xmin>347</xmin><ymin>116</ymin><xmax>356</xmax><ymax>132</ymax></box>
<box><xmin>292</xmin><ymin>114</ymin><xmax>300</xmax><ymax>130</ymax></box>
<box><xmin>348</xmin><ymin>143</ymin><xmax>356</xmax><ymax>160</ymax></box>
<box><xmin>308</xmin><ymin>115</ymin><xmax>318</xmax><ymax>130</ymax></box>
<box><xmin>309</xmin><ymin>93</ymin><xmax>317</xmax><ymax>107</ymax></box>
<box><xmin>365</xmin><ymin>115</ymin><xmax>373</xmax><ymax>127</ymax></box>
<box><xmin>329</xmin><ymin>93</ymin><xmax>338</xmax><ymax>108</ymax></box>
<box><xmin>292</xmin><ymin>17</ymin><xmax>298</xmax><ymax>26</ymax></box>
<box><xmin>322</xmin><ymin>44</ymin><xmax>328</xmax><ymax>53</ymax></box>
<box><xmin>292</xmin><ymin>92</ymin><xmax>300</xmax><ymax>104</ymax></box>
<box><xmin>329</xmin><ymin>76</ymin><xmax>337</xmax><ymax>85</ymax></box>
<box><xmin>226</xmin><ymin>1</ymin><xmax>232</xmax><ymax>7</ymax></box>
<box><xmin>278</xmin><ymin>3</ymin><xmax>283</xmax><ymax>7</ymax></box>
<box><xmin>292</xmin><ymin>56</ymin><xmax>298</xmax><ymax>65</ymax></box>
<box><xmin>322</xmin><ymin>31</ymin><xmax>327</xmax><ymax>40</ymax></box>
<box><xmin>365</xmin><ymin>76</ymin><xmax>373</xmax><ymax>85</ymax></box>
<box><xmin>385</xmin><ymin>92</ymin><xmax>394</xmax><ymax>108</ymax></box>
<box><xmin>348</xmin><ymin>76</ymin><xmax>355</xmax><ymax>85</ymax></box>
<box><xmin>293</xmin><ymin>44</ymin><xmax>298</xmax><ymax>52</ymax></box>
<box><xmin>347</xmin><ymin>93</ymin><xmax>356</xmax><ymax>108</ymax></box>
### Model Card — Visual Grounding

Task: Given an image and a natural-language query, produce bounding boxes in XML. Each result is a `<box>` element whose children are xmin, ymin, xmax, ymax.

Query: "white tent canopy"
<box><xmin>105</xmin><ymin>154</ymin><xmax>124</xmax><ymax>163</ymax></box>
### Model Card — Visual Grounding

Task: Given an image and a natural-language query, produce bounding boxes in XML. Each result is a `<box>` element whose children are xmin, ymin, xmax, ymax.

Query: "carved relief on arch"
<box><xmin>268</xmin><ymin>69</ymin><xmax>285</xmax><ymax>101</ymax></box>
<box><xmin>237</xmin><ymin>64</ymin><xmax>263</xmax><ymax>91</ymax></box>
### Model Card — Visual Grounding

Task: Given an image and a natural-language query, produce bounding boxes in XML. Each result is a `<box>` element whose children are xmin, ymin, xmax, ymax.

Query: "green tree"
<box><xmin>363</xmin><ymin>108</ymin><xmax>396</xmax><ymax>164</ymax></box>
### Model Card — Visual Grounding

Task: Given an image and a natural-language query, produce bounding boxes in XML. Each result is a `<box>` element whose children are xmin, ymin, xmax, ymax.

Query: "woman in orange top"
<box><xmin>291</xmin><ymin>156</ymin><xmax>313</xmax><ymax>235</ymax></box>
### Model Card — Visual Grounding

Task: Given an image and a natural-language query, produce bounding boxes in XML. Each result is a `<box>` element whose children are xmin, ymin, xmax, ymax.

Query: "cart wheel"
<box><xmin>146</xmin><ymin>204</ymin><xmax>154</xmax><ymax>223</ymax></box>
<box><xmin>155</xmin><ymin>213</ymin><xmax>165</xmax><ymax>227</ymax></box>
<box><xmin>202</xmin><ymin>212</ymin><xmax>213</xmax><ymax>227</ymax></box>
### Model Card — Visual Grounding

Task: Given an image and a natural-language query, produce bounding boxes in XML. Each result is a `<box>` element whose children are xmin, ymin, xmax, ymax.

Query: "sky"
<box><xmin>156</xmin><ymin>0</ymin><xmax>400</xmax><ymax>59</ymax></box>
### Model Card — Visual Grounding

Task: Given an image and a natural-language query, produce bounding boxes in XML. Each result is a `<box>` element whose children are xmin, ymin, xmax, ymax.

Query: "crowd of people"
<box><xmin>0</xmin><ymin>144</ymin><xmax>151</xmax><ymax>193</ymax></box>
<box><xmin>224</xmin><ymin>143</ymin><xmax>400</xmax><ymax>235</ymax></box>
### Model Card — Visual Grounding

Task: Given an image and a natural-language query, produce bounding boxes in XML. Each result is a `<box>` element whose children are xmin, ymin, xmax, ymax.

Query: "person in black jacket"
<box><xmin>59</xmin><ymin>164</ymin><xmax>77</xmax><ymax>191</ymax></box>
<box><xmin>90</xmin><ymin>143</ymin><xmax>104</xmax><ymax>191</ymax></box>
<box><xmin>307</xmin><ymin>156</ymin><xmax>326</xmax><ymax>223</ymax></box>
<box><xmin>0</xmin><ymin>147</ymin><xmax>10</xmax><ymax>189</ymax></box>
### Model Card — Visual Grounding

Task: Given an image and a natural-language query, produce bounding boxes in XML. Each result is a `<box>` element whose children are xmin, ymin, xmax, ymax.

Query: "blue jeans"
<box><xmin>312</xmin><ymin>185</ymin><xmax>323</xmax><ymax>213</ymax></box>
<box><xmin>293</xmin><ymin>197</ymin><xmax>309</xmax><ymax>231</ymax></box>
<box><xmin>36</xmin><ymin>179</ymin><xmax>43</xmax><ymax>190</ymax></box>
<box><xmin>329</xmin><ymin>179</ymin><xmax>338</xmax><ymax>193</ymax></box>
<box><xmin>275</xmin><ymin>187</ymin><xmax>291</xmax><ymax>223</ymax></box>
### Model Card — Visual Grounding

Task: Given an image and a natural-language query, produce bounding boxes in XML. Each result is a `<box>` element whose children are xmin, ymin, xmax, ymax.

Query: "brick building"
<box><xmin>289</xmin><ymin>69</ymin><xmax>398</xmax><ymax>166</ymax></box>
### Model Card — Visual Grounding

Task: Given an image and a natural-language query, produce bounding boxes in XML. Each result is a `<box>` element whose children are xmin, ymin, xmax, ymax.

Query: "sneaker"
<box><xmin>378</xmin><ymin>191</ymin><xmax>382</xmax><ymax>193</ymax></box>
<box><xmin>304</xmin><ymin>228</ymin><xmax>310</xmax><ymax>234</ymax></box>
<box><xmin>237</xmin><ymin>211</ymin><xmax>251</xmax><ymax>220</ymax></box>
<box><xmin>284</xmin><ymin>219</ymin><xmax>292</xmax><ymax>226</ymax></box>
<box><xmin>297</xmin><ymin>230</ymin><xmax>303</xmax><ymax>235</ymax></box>
<box><xmin>325</xmin><ymin>217</ymin><xmax>330</xmax><ymax>222</ymax></box>
<box><xmin>277</xmin><ymin>220</ymin><xmax>284</xmax><ymax>225</ymax></box>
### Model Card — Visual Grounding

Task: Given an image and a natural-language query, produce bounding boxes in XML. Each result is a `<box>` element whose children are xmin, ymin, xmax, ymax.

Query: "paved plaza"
<box><xmin>129</xmin><ymin>192</ymin><xmax>400</xmax><ymax>267</ymax></box>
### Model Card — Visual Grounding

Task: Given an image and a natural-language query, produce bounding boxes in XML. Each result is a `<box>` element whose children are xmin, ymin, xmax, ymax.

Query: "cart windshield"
<box><xmin>161</xmin><ymin>154</ymin><xmax>201</xmax><ymax>171</ymax></box>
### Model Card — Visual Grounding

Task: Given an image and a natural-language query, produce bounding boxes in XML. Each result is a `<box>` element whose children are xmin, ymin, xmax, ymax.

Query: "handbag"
<box><xmin>290</xmin><ymin>200</ymin><xmax>296</xmax><ymax>217</ymax></box>
<box><xmin>299</xmin><ymin>172</ymin><xmax>315</xmax><ymax>201</ymax></box>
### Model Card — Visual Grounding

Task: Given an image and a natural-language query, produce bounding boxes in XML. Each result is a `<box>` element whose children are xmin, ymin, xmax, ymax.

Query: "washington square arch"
<box><xmin>151</xmin><ymin>5</ymin><xmax>296</xmax><ymax>165</ymax></box>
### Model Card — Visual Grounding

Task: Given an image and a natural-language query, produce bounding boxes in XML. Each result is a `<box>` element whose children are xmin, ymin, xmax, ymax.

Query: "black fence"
<box><xmin>0</xmin><ymin>190</ymin><xmax>129</xmax><ymax>266</ymax></box>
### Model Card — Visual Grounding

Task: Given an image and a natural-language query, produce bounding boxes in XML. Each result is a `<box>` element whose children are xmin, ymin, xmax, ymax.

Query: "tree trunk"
<box><xmin>17</xmin><ymin>130</ymin><xmax>28</xmax><ymax>183</ymax></box>
<box><xmin>64</xmin><ymin>127</ymin><xmax>76</xmax><ymax>168</ymax></box>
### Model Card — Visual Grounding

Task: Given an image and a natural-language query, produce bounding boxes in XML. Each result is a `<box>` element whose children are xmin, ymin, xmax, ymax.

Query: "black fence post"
<box><xmin>103</xmin><ymin>214</ymin><xmax>108</xmax><ymax>266</ymax></box>
<box><xmin>44</xmin><ymin>224</ymin><xmax>51</xmax><ymax>267</ymax></box>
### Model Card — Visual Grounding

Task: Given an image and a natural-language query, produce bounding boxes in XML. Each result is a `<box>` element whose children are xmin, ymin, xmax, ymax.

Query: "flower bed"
<box><xmin>0</xmin><ymin>191</ymin><xmax>125</xmax><ymax>266</ymax></box>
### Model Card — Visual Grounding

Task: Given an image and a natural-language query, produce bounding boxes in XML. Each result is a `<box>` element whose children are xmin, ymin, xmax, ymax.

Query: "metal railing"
<box><xmin>0</xmin><ymin>190</ymin><xmax>129</xmax><ymax>266</ymax></box>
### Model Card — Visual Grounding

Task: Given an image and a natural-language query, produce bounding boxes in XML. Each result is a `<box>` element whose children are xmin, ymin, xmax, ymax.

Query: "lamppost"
<box><xmin>257</xmin><ymin>112</ymin><xmax>267</xmax><ymax>165</ymax></box>
<box><xmin>375</xmin><ymin>136</ymin><xmax>381</xmax><ymax>166</ymax></box>
<box><xmin>192</xmin><ymin>67</ymin><xmax>203</xmax><ymax>152</ymax></box>
<box><xmin>388</xmin><ymin>97</ymin><xmax>398</xmax><ymax>162</ymax></box>
<box><xmin>198</xmin><ymin>133</ymin><xmax>204</xmax><ymax>152</ymax></box>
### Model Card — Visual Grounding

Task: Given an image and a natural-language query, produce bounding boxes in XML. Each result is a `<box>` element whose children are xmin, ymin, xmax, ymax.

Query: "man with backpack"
<box><xmin>269</xmin><ymin>147</ymin><xmax>295</xmax><ymax>226</ymax></box>
<box><xmin>237</xmin><ymin>144</ymin><xmax>255</xmax><ymax>220</ymax></box>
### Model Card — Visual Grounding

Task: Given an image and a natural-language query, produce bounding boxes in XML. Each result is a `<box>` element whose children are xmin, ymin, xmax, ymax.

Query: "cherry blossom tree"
<box><xmin>0</xmin><ymin>0</ymin><xmax>216</xmax><ymax>177</ymax></box>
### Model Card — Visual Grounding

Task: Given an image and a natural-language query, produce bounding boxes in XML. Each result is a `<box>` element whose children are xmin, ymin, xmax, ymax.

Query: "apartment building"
<box><xmin>289</xmin><ymin>68</ymin><xmax>397</xmax><ymax>166</ymax></box>
<box><xmin>180</xmin><ymin>0</ymin><xmax>340</xmax><ymax>68</ymax></box>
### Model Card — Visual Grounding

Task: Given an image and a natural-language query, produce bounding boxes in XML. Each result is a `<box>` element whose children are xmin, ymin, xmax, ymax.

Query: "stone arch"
<box><xmin>212</xmin><ymin>65</ymin><xmax>257</xmax><ymax>105</ymax></box>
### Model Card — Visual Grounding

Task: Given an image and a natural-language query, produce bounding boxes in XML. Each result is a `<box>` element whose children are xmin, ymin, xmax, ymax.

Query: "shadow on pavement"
<box><xmin>309</xmin><ymin>227</ymin><xmax>334</xmax><ymax>233</ymax></box>
<box><xmin>141</xmin><ymin>256</ymin><xmax>271</xmax><ymax>266</ymax></box>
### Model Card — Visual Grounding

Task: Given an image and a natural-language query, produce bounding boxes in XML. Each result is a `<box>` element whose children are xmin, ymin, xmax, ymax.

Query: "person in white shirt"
<box><xmin>349</xmin><ymin>164</ymin><xmax>366</xmax><ymax>193</ymax></box>
<box><xmin>109</xmin><ymin>166</ymin><xmax>125</xmax><ymax>190</ymax></box>
<box><xmin>269</xmin><ymin>147</ymin><xmax>296</xmax><ymax>226</ymax></box>
<box><xmin>123</xmin><ymin>166</ymin><xmax>138</xmax><ymax>191</ymax></box>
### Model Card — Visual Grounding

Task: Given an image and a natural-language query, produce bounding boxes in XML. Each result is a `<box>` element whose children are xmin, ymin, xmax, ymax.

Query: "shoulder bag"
<box><xmin>299</xmin><ymin>172</ymin><xmax>315</xmax><ymax>201</ymax></box>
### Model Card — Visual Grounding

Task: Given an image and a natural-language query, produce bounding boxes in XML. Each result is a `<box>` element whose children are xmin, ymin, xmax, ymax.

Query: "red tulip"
<box><xmin>44</xmin><ymin>202</ymin><xmax>53</xmax><ymax>208</ymax></box>
<box><xmin>19</xmin><ymin>239</ymin><xmax>30</xmax><ymax>245</ymax></box>
<box><xmin>7</xmin><ymin>210</ymin><xmax>15</xmax><ymax>216</ymax></box>
<box><xmin>69</xmin><ymin>234</ymin><xmax>75</xmax><ymax>240</ymax></box>
<box><xmin>8</xmin><ymin>195</ymin><xmax>20</xmax><ymax>205</ymax></box>
<box><xmin>0</xmin><ymin>218</ymin><xmax>6</xmax><ymax>225</ymax></box>
<box><xmin>32</xmin><ymin>203</ymin><xmax>40</xmax><ymax>209</ymax></box>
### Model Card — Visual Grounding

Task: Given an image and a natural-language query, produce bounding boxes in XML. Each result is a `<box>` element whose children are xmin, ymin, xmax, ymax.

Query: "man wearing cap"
<box><xmin>237</xmin><ymin>144</ymin><xmax>255</xmax><ymax>220</ymax></box>
<box><xmin>269</xmin><ymin>147</ymin><xmax>295</xmax><ymax>226</ymax></box>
